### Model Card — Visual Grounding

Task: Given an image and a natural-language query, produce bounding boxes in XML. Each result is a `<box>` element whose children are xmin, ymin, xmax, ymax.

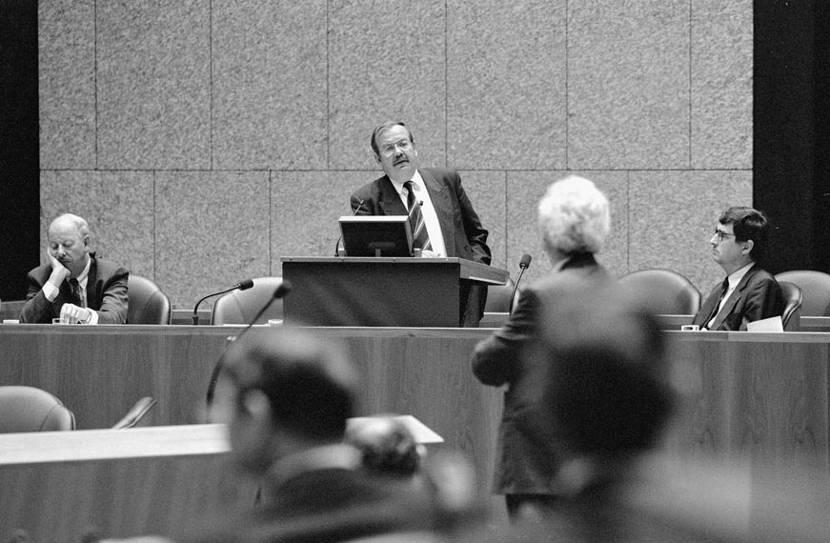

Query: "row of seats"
<box><xmin>0</xmin><ymin>386</ymin><xmax>156</xmax><ymax>433</ymax></box>
<box><xmin>121</xmin><ymin>275</ymin><xmax>286</xmax><ymax>325</ymax></box>
<box><xmin>484</xmin><ymin>268</ymin><xmax>830</xmax><ymax>321</ymax></box>
<box><xmin>104</xmin><ymin>269</ymin><xmax>830</xmax><ymax>325</ymax></box>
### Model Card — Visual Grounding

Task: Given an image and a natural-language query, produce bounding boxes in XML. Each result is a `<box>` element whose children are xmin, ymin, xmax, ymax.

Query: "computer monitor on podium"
<box><xmin>339</xmin><ymin>215</ymin><xmax>414</xmax><ymax>257</ymax></box>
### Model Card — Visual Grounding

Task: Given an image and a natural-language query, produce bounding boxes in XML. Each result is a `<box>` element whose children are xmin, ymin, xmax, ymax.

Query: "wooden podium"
<box><xmin>281</xmin><ymin>256</ymin><xmax>509</xmax><ymax>327</ymax></box>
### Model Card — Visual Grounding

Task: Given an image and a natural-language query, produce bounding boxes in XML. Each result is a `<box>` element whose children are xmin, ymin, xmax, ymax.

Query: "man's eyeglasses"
<box><xmin>712</xmin><ymin>229</ymin><xmax>736</xmax><ymax>242</ymax></box>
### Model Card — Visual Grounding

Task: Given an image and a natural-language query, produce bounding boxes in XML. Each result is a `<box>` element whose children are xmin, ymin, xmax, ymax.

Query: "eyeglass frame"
<box><xmin>711</xmin><ymin>228</ymin><xmax>736</xmax><ymax>243</ymax></box>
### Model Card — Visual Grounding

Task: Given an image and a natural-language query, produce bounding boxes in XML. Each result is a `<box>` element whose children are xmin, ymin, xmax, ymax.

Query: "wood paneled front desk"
<box><xmin>2</xmin><ymin>325</ymin><xmax>830</xmax><ymax>538</ymax></box>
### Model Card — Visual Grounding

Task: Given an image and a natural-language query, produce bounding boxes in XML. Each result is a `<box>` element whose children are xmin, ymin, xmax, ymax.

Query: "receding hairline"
<box><xmin>48</xmin><ymin>213</ymin><xmax>90</xmax><ymax>239</ymax></box>
<box><xmin>370</xmin><ymin>121</ymin><xmax>413</xmax><ymax>157</ymax></box>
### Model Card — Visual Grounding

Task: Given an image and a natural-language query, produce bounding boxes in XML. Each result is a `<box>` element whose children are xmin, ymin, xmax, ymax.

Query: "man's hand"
<box><xmin>60</xmin><ymin>303</ymin><xmax>94</xmax><ymax>324</ymax></box>
<box><xmin>46</xmin><ymin>252</ymin><xmax>70</xmax><ymax>288</ymax></box>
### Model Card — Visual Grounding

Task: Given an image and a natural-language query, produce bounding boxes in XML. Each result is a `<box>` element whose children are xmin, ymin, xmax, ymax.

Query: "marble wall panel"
<box><xmin>271</xmin><ymin>171</ymin><xmax>373</xmax><ymax>272</ymax></box>
<box><xmin>328</xmin><ymin>0</ymin><xmax>447</xmax><ymax>170</ymax></box>
<box><xmin>447</xmin><ymin>1</ymin><xmax>567</xmax><ymax>170</ymax></box>
<box><xmin>506</xmin><ymin>170</ymin><xmax>629</xmax><ymax>285</ymax></box>
<box><xmin>39</xmin><ymin>170</ymin><xmax>155</xmax><ymax>279</ymax></box>
<box><xmin>568</xmin><ymin>0</ymin><xmax>690</xmax><ymax>169</ymax></box>
<box><xmin>458</xmin><ymin>171</ymin><xmax>508</xmax><ymax>270</ymax></box>
<box><xmin>212</xmin><ymin>1</ymin><xmax>327</xmax><ymax>170</ymax></box>
<box><xmin>628</xmin><ymin>170</ymin><xmax>753</xmax><ymax>293</ymax></box>
<box><xmin>39</xmin><ymin>0</ymin><xmax>96</xmax><ymax>169</ymax></box>
<box><xmin>155</xmin><ymin>171</ymin><xmax>270</xmax><ymax>307</ymax></box>
<box><xmin>691</xmin><ymin>0</ymin><xmax>753</xmax><ymax>168</ymax></box>
<box><xmin>96</xmin><ymin>0</ymin><xmax>210</xmax><ymax>170</ymax></box>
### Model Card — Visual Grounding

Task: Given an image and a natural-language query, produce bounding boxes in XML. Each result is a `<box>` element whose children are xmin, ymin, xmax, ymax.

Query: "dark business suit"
<box><xmin>471</xmin><ymin>253</ymin><xmax>613</xmax><ymax>501</ymax></box>
<box><xmin>184</xmin><ymin>465</ymin><xmax>442</xmax><ymax>543</ymax></box>
<box><xmin>350</xmin><ymin>167</ymin><xmax>491</xmax><ymax>326</ymax></box>
<box><xmin>692</xmin><ymin>263</ymin><xmax>784</xmax><ymax>331</ymax></box>
<box><xmin>20</xmin><ymin>254</ymin><xmax>129</xmax><ymax>324</ymax></box>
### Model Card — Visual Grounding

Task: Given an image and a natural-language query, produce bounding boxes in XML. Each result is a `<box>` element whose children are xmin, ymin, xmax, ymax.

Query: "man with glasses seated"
<box><xmin>692</xmin><ymin>206</ymin><xmax>784</xmax><ymax>331</ymax></box>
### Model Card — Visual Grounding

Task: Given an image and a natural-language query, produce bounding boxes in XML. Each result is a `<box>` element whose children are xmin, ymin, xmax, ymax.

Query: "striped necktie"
<box><xmin>404</xmin><ymin>181</ymin><xmax>432</xmax><ymax>252</ymax></box>
<box><xmin>69</xmin><ymin>278</ymin><xmax>85</xmax><ymax>308</ymax></box>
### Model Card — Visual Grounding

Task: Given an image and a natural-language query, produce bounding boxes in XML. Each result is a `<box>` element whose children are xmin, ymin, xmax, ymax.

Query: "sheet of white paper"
<box><xmin>746</xmin><ymin>315</ymin><xmax>783</xmax><ymax>332</ymax></box>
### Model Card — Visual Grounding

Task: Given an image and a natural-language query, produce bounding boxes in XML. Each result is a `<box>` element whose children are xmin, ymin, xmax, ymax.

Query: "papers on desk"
<box><xmin>746</xmin><ymin>315</ymin><xmax>783</xmax><ymax>332</ymax></box>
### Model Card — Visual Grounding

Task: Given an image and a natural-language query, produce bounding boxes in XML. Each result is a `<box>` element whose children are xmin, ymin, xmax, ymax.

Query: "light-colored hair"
<box><xmin>50</xmin><ymin>213</ymin><xmax>90</xmax><ymax>240</ymax></box>
<box><xmin>537</xmin><ymin>175</ymin><xmax>610</xmax><ymax>255</ymax></box>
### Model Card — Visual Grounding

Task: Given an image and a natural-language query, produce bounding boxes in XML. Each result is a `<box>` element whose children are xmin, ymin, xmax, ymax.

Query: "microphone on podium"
<box><xmin>192</xmin><ymin>279</ymin><xmax>255</xmax><ymax>325</ymax></box>
<box><xmin>509</xmin><ymin>254</ymin><xmax>532</xmax><ymax>314</ymax></box>
<box><xmin>335</xmin><ymin>199</ymin><xmax>366</xmax><ymax>256</ymax></box>
<box><xmin>205</xmin><ymin>280</ymin><xmax>293</xmax><ymax>407</ymax></box>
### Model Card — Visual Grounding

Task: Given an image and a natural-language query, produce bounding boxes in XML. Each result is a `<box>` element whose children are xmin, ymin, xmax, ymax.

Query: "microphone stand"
<box><xmin>205</xmin><ymin>281</ymin><xmax>292</xmax><ymax>406</ymax></box>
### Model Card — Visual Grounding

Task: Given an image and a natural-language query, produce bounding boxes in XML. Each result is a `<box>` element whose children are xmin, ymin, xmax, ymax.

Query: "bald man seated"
<box><xmin>20</xmin><ymin>213</ymin><xmax>129</xmax><ymax>324</ymax></box>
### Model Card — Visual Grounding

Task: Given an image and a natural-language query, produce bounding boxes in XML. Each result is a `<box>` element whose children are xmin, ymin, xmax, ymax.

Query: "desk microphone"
<box><xmin>510</xmin><ymin>254</ymin><xmax>532</xmax><ymax>314</ymax></box>
<box><xmin>205</xmin><ymin>280</ymin><xmax>293</xmax><ymax>406</ymax></box>
<box><xmin>334</xmin><ymin>199</ymin><xmax>366</xmax><ymax>256</ymax></box>
<box><xmin>192</xmin><ymin>279</ymin><xmax>255</xmax><ymax>325</ymax></box>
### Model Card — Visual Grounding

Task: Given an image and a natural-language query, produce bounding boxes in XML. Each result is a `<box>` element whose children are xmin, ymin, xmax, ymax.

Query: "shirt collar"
<box><xmin>266</xmin><ymin>443</ymin><xmax>362</xmax><ymax>488</ymax></box>
<box><xmin>75</xmin><ymin>256</ymin><xmax>92</xmax><ymax>287</ymax></box>
<box><xmin>727</xmin><ymin>262</ymin><xmax>754</xmax><ymax>290</ymax></box>
<box><xmin>389</xmin><ymin>169</ymin><xmax>424</xmax><ymax>195</ymax></box>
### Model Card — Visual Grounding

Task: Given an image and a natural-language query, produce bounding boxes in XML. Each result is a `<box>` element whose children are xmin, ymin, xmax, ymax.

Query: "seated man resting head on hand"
<box><xmin>20</xmin><ymin>213</ymin><xmax>129</xmax><ymax>324</ymax></box>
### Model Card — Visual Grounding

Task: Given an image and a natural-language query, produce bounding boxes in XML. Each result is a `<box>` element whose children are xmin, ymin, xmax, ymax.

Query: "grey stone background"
<box><xmin>38</xmin><ymin>0</ymin><xmax>752</xmax><ymax>308</ymax></box>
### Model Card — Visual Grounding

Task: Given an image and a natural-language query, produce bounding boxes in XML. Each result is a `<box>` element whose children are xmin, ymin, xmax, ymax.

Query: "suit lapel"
<box><xmin>711</xmin><ymin>265</ymin><xmax>757</xmax><ymax>329</ymax></box>
<box><xmin>86</xmin><ymin>256</ymin><xmax>99</xmax><ymax>309</ymax></box>
<box><xmin>419</xmin><ymin>168</ymin><xmax>453</xmax><ymax>249</ymax></box>
<box><xmin>378</xmin><ymin>177</ymin><xmax>407</xmax><ymax>215</ymax></box>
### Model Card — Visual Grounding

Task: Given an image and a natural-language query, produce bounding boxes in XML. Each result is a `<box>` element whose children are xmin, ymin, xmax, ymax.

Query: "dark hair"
<box><xmin>719</xmin><ymin>206</ymin><xmax>769</xmax><ymax>261</ymax></box>
<box><xmin>224</xmin><ymin>330</ymin><xmax>357</xmax><ymax>441</ymax></box>
<box><xmin>370</xmin><ymin>121</ymin><xmax>414</xmax><ymax>158</ymax></box>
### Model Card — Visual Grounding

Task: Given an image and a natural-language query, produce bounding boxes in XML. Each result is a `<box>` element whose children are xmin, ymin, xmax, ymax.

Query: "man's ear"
<box><xmin>241</xmin><ymin>389</ymin><xmax>270</xmax><ymax>420</ymax></box>
<box><xmin>742</xmin><ymin>239</ymin><xmax>754</xmax><ymax>255</ymax></box>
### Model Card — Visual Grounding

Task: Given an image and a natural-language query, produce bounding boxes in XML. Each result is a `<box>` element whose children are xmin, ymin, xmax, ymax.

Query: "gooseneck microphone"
<box><xmin>192</xmin><ymin>279</ymin><xmax>255</xmax><ymax>325</ymax></box>
<box><xmin>509</xmin><ymin>254</ymin><xmax>532</xmax><ymax>314</ymax></box>
<box><xmin>334</xmin><ymin>199</ymin><xmax>366</xmax><ymax>256</ymax></box>
<box><xmin>205</xmin><ymin>280</ymin><xmax>293</xmax><ymax>406</ymax></box>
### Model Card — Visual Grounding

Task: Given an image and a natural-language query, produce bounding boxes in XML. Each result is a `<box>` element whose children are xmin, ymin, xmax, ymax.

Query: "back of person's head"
<box><xmin>221</xmin><ymin>328</ymin><xmax>359</xmax><ymax>442</ymax></box>
<box><xmin>537</xmin><ymin>175</ymin><xmax>611</xmax><ymax>257</ymax></box>
<box><xmin>346</xmin><ymin>416</ymin><xmax>422</xmax><ymax>477</ymax></box>
<box><xmin>719</xmin><ymin>206</ymin><xmax>769</xmax><ymax>262</ymax></box>
<box><xmin>540</xmin><ymin>286</ymin><xmax>673</xmax><ymax>457</ymax></box>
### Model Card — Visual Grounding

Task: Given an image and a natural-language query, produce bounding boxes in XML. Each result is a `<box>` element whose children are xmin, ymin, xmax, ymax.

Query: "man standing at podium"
<box><xmin>350</xmin><ymin>121</ymin><xmax>491</xmax><ymax>326</ymax></box>
<box><xmin>20</xmin><ymin>213</ymin><xmax>129</xmax><ymax>324</ymax></box>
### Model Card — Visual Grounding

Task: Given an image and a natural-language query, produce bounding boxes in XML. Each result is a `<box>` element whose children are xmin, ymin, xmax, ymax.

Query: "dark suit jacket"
<box><xmin>692</xmin><ymin>264</ymin><xmax>784</xmax><ymax>331</ymax></box>
<box><xmin>471</xmin><ymin>253</ymin><xmax>613</xmax><ymax>495</ymax></box>
<box><xmin>20</xmin><ymin>254</ymin><xmax>129</xmax><ymax>324</ymax></box>
<box><xmin>350</xmin><ymin>167</ymin><xmax>492</xmax><ymax>325</ymax></box>
<box><xmin>184</xmin><ymin>466</ymin><xmax>442</xmax><ymax>543</ymax></box>
<box><xmin>350</xmin><ymin>167</ymin><xmax>490</xmax><ymax>264</ymax></box>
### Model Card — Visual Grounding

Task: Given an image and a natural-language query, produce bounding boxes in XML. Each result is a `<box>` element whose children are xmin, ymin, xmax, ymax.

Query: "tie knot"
<box><xmin>69</xmin><ymin>278</ymin><xmax>79</xmax><ymax>287</ymax></box>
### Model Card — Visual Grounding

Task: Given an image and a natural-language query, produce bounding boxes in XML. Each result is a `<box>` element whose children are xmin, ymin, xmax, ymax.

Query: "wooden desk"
<box><xmin>2</xmin><ymin>325</ymin><xmax>830</xmax><ymax>503</ymax></box>
<box><xmin>0</xmin><ymin>424</ymin><xmax>252</xmax><ymax>541</ymax></box>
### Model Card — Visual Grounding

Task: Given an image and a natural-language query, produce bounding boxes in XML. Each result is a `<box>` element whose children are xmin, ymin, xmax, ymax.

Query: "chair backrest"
<box><xmin>485</xmin><ymin>277</ymin><xmax>516</xmax><ymax>313</ymax></box>
<box><xmin>211</xmin><ymin>276</ymin><xmax>285</xmax><ymax>325</ymax></box>
<box><xmin>778</xmin><ymin>280</ymin><xmax>803</xmax><ymax>330</ymax></box>
<box><xmin>127</xmin><ymin>275</ymin><xmax>171</xmax><ymax>324</ymax></box>
<box><xmin>775</xmin><ymin>270</ymin><xmax>830</xmax><ymax>316</ymax></box>
<box><xmin>0</xmin><ymin>386</ymin><xmax>75</xmax><ymax>433</ymax></box>
<box><xmin>618</xmin><ymin>269</ymin><xmax>701</xmax><ymax>315</ymax></box>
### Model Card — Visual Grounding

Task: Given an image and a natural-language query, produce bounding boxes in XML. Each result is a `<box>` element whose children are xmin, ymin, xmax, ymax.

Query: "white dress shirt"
<box><xmin>390</xmin><ymin>171</ymin><xmax>447</xmax><ymax>257</ymax></box>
